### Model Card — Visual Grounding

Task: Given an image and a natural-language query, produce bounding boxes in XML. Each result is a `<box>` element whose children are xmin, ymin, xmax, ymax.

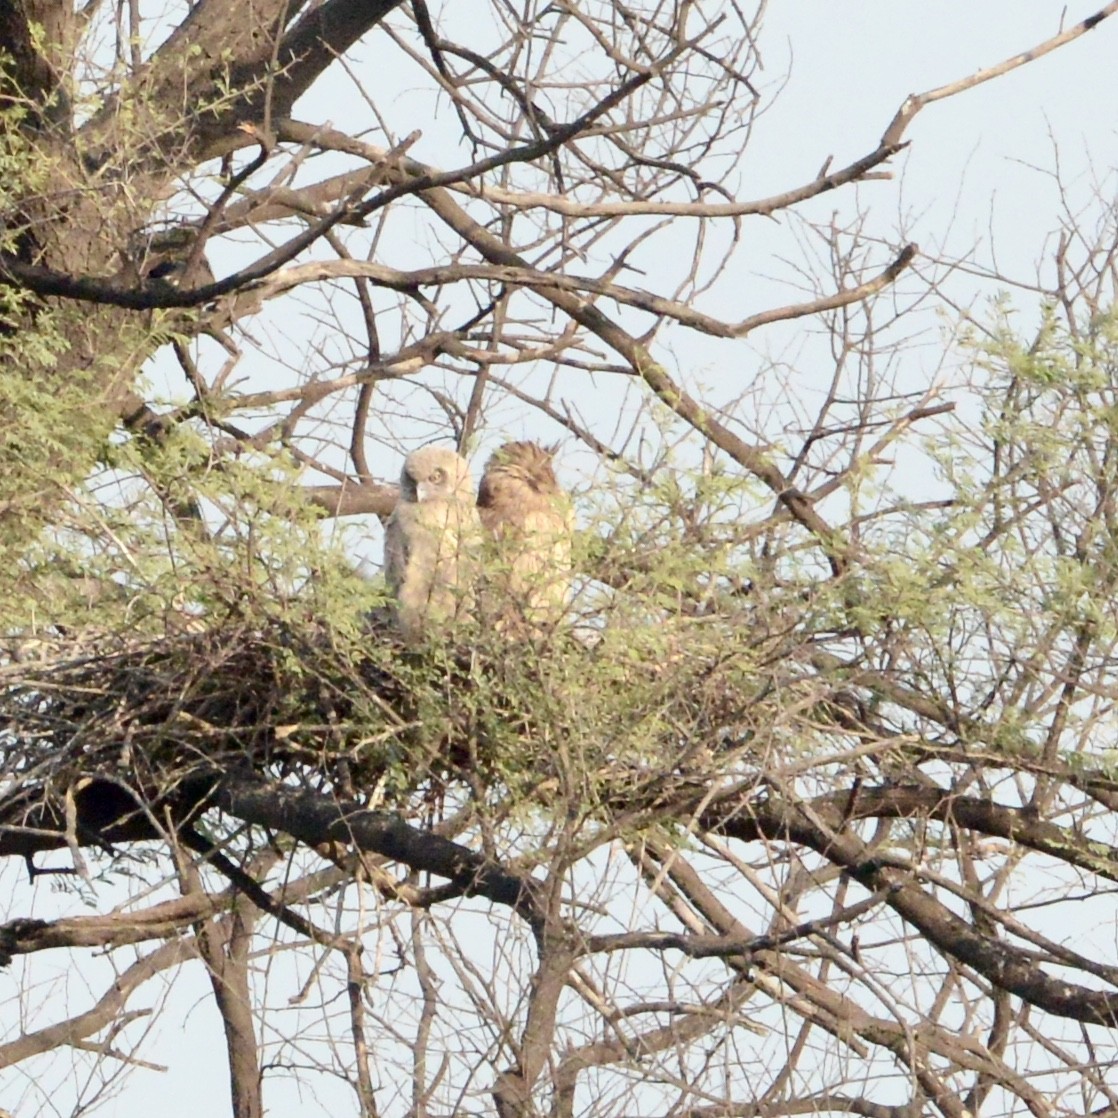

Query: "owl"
<box><xmin>383</xmin><ymin>446</ymin><xmax>481</xmax><ymax>642</ymax></box>
<box><xmin>476</xmin><ymin>441</ymin><xmax>573</xmax><ymax>633</ymax></box>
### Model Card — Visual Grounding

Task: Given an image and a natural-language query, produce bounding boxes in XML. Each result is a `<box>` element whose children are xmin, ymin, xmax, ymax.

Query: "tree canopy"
<box><xmin>3</xmin><ymin>4</ymin><xmax>1118</xmax><ymax>1118</ymax></box>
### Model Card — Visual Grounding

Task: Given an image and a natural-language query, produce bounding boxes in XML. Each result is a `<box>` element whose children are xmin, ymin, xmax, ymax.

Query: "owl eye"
<box><xmin>430</xmin><ymin>468</ymin><xmax>446</xmax><ymax>484</ymax></box>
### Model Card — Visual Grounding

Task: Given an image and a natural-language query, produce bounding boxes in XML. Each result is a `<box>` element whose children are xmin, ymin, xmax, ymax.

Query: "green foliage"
<box><xmin>14</xmin><ymin>278</ymin><xmax>1118</xmax><ymax>833</ymax></box>
<box><xmin>817</xmin><ymin>298</ymin><xmax>1118</xmax><ymax>766</ymax></box>
<box><xmin>8</xmin><ymin>430</ymin><xmax>381</xmax><ymax>632</ymax></box>
<box><xmin>0</xmin><ymin>307</ymin><xmax>100</xmax><ymax>551</ymax></box>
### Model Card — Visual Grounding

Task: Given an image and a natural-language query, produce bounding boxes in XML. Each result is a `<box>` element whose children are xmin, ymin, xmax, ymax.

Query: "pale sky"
<box><xmin>6</xmin><ymin>5</ymin><xmax>1118</xmax><ymax>1116</ymax></box>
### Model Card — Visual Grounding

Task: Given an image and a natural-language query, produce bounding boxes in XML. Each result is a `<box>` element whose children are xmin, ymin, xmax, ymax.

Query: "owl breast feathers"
<box><xmin>383</xmin><ymin>446</ymin><xmax>481</xmax><ymax>642</ymax></box>
<box><xmin>476</xmin><ymin>441</ymin><xmax>573</xmax><ymax>633</ymax></box>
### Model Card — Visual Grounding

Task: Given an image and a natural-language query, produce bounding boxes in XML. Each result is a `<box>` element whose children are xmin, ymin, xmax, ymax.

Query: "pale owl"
<box><xmin>476</xmin><ymin>441</ymin><xmax>573</xmax><ymax>633</ymax></box>
<box><xmin>383</xmin><ymin>446</ymin><xmax>481</xmax><ymax>642</ymax></box>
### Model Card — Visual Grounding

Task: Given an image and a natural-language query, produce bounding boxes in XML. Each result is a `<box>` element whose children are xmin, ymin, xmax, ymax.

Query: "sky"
<box><xmin>755</xmin><ymin>3</ymin><xmax>1117</xmax><ymax>271</ymax></box>
<box><xmin>6</xmin><ymin>4</ymin><xmax>1118</xmax><ymax>1116</ymax></box>
<box><xmin>289</xmin><ymin>2</ymin><xmax>1118</xmax><ymax>500</ymax></box>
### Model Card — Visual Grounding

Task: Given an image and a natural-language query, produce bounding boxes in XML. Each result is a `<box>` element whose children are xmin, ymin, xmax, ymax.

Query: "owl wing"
<box><xmin>383</xmin><ymin>506</ymin><xmax>412</xmax><ymax>597</ymax></box>
<box><xmin>475</xmin><ymin>474</ymin><xmax>503</xmax><ymax>535</ymax></box>
<box><xmin>481</xmin><ymin>491</ymin><xmax>572</xmax><ymax>631</ymax></box>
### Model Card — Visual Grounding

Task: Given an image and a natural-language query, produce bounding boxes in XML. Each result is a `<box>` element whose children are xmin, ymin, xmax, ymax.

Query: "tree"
<box><xmin>2</xmin><ymin>3</ymin><xmax>1118</xmax><ymax>1117</ymax></box>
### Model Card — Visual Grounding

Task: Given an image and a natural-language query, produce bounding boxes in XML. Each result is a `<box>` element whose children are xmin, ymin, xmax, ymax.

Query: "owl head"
<box><xmin>399</xmin><ymin>446</ymin><xmax>473</xmax><ymax>503</ymax></box>
<box><xmin>482</xmin><ymin>441</ymin><xmax>560</xmax><ymax>493</ymax></box>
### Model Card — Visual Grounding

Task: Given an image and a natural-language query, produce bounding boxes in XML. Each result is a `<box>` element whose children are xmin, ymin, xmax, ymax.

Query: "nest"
<box><xmin>0</xmin><ymin>616</ymin><xmax>426</xmax><ymax>859</ymax></box>
<box><xmin>0</xmin><ymin>605</ymin><xmax>783</xmax><ymax>865</ymax></box>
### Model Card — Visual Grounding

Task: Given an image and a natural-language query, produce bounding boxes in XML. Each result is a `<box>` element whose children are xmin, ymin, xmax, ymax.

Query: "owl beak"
<box><xmin>416</xmin><ymin>481</ymin><xmax>434</xmax><ymax>503</ymax></box>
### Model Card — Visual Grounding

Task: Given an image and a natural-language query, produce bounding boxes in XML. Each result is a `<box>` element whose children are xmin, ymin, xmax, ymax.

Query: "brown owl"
<box><xmin>476</xmin><ymin>441</ymin><xmax>573</xmax><ymax>633</ymax></box>
<box><xmin>384</xmin><ymin>446</ymin><xmax>481</xmax><ymax>642</ymax></box>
